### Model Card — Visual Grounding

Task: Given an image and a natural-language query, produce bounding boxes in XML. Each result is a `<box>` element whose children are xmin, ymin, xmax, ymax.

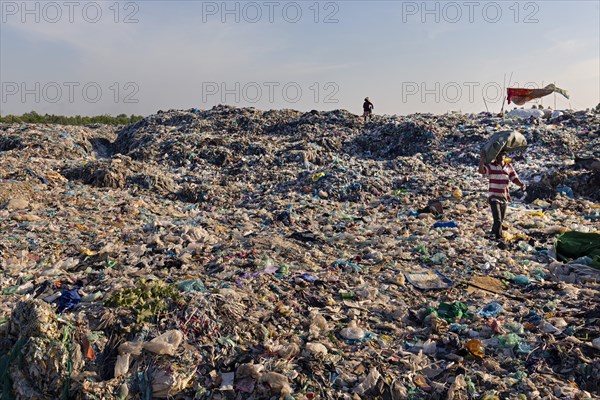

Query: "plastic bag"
<box><xmin>144</xmin><ymin>330</ymin><xmax>184</xmax><ymax>355</ymax></box>
<box><xmin>152</xmin><ymin>365</ymin><xmax>195</xmax><ymax>398</ymax></box>
<box><xmin>478</xmin><ymin>302</ymin><xmax>503</xmax><ymax>318</ymax></box>
<box><xmin>340</xmin><ymin>320</ymin><xmax>365</xmax><ymax>340</ymax></box>
<box><xmin>465</xmin><ymin>339</ymin><xmax>485</xmax><ymax>358</ymax></box>
<box><xmin>353</xmin><ymin>367</ymin><xmax>381</xmax><ymax>395</ymax></box>
<box><xmin>304</xmin><ymin>342</ymin><xmax>328</xmax><ymax>356</ymax></box>
<box><xmin>481</xmin><ymin>130</ymin><xmax>527</xmax><ymax>163</ymax></box>
<box><xmin>114</xmin><ymin>353</ymin><xmax>131</xmax><ymax>378</ymax></box>
<box><xmin>260</xmin><ymin>372</ymin><xmax>292</xmax><ymax>395</ymax></box>
<box><xmin>308</xmin><ymin>311</ymin><xmax>329</xmax><ymax>339</ymax></box>
<box><xmin>119</xmin><ymin>341</ymin><xmax>143</xmax><ymax>355</ymax></box>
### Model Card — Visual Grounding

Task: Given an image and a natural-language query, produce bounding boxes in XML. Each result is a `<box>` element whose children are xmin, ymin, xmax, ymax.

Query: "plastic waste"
<box><xmin>308</xmin><ymin>311</ymin><xmax>330</xmax><ymax>339</ymax></box>
<box><xmin>353</xmin><ymin>367</ymin><xmax>381</xmax><ymax>395</ymax></box>
<box><xmin>277</xmin><ymin>342</ymin><xmax>301</xmax><ymax>359</ymax></box>
<box><xmin>538</xmin><ymin>321</ymin><xmax>562</xmax><ymax>335</ymax></box>
<box><xmin>304</xmin><ymin>342</ymin><xmax>328</xmax><ymax>356</ymax></box>
<box><xmin>114</xmin><ymin>353</ymin><xmax>131</xmax><ymax>378</ymax></box>
<box><xmin>236</xmin><ymin>362</ymin><xmax>264</xmax><ymax>380</ymax></box>
<box><xmin>340</xmin><ymin>320</ymin><xmax>365</xmax><ymax>340</ymax></box>
<box><xmin>55</xmin><ymin>288</ymin><xmax>81</xmax><ymax>313</ymax></box>
<box><xmin>220</xmin><ymin>372</ymin><xmax>235</xmax><ymax>391</ymax></box>
<box><xmin>422</xmin><ymin>339</ymin><xmax>437</xmax><ymax>355</ymax></box>
<box><xmin>176</xmin><ymin>278</ymin><xmax>205</xmax><ymax>293</ymax></box>
<box><xmin>0</xmin><ymin>108</ymin><xmax>598</xmax><ymax>399</ymax></box>
<box><xmin>478</xmin><ymin>302</ymin><xmax>504</xmax><ymax>318</ymax></box>
<box><xmin>143</xmin><ymin>330</ymin><xmax>184</xmax><ymax>355</ymax></box>
<box><xmin>433</xmin><ymin>221</ymin><xmax>459</xmax><ymax>228</ymax></box>
<box><xmin>452</xmin><ymin>188</ymin><xmax>463</xmax><ymax>198</ymax></box>
<box><xmin>259</xmin><ymin>372</ymin><xmax>292</xmax><ymax>395</ymax></box>
<box><xmin>504</xmin><ymin>321</ymin><xmax>525</xmax><ymax>335</ymax></box>
<box><xmin>557</xmin><ymin>186</ymin><xmax>574</xmax><ymax>198</ymax></box>
<box><xmin>431</xmin><ymin>302</ymin><xmax>472</xmax><ymax>322</ymax></box>
<box><xmin>517</xmin><ymin>241</ymin><xmax>534</xmax><ymax>252</ymax></box>
<box><xmin>430</xmin><ymin>252</ymin><xmax>447</xmax><ymax>264</ymax></box>
<box><xmin>481</xmin><ymin>130</ymin><xmax>528</xmax><ymax>163</ymax></box>
<box><xmin>80</xmin><ymin>291</ymin><xmax>103</xmax><ymax>302</ymax></box>
<box><xmin>465</xmin><ymin>339</ymin><xmax>485</xmax><ymax>358</ymax></box>
<box><xmin>498</xmin><ymin>333</ymin><xmax>522</xmax><ymax>349</ymax></box>
<box><xmin>512</xmin><ymin>275</ymin><xmax>531</xmax><ymax>286</ymax></box>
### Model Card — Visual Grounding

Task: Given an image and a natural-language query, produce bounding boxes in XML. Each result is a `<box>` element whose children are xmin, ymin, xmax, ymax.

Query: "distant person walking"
<box><xmin>362</xmin><ymin>97</ymin><xmax>374</xmax><ymax>122</ymax></box>
<box><xmin>479</xmin><ymin>150</ymin><xmax>526</xmax><ymax>242</ymax></box>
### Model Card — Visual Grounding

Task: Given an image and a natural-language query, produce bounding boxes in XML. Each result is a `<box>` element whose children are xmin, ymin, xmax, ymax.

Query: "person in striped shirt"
<box><xmin>479</xmin><ymin>150</ymin><xmax>526</xmax><ymax>240</ymax></box>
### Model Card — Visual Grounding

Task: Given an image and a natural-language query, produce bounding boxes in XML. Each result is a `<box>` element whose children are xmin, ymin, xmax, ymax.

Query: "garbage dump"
<box><xmin>0</xmin><ymin>105</ymin><xmax>599</xmax><ymax>399</ymax></box>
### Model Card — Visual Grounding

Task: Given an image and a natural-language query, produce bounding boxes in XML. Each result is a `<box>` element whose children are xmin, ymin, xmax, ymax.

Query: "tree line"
<box><xmin>0</xmin><ymin>111</ymin><xmax>144</xmax><ymax>126</ymax></box>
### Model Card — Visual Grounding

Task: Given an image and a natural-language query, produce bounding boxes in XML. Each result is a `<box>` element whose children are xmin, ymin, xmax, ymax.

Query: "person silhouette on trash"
<box><xmin>362</xmin><ymin>97</ymin><xmax>374</xmax><ymax>122</ymax></box>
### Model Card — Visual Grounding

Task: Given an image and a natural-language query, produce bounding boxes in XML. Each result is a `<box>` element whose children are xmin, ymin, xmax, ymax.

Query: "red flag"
<box><xmin>507</xmin><ymin>84</ymin><xmax>568</xmax><ymax>105</ymax></box>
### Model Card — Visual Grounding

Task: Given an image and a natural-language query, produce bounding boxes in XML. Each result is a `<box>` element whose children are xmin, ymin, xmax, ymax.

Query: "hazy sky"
<box><xmin>1</xmin><ymin>0</ymin><xmax>599</xmax><ymax>116</ymax></box>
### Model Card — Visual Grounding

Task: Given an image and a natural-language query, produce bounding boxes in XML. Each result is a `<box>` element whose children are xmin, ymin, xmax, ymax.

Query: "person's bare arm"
<box><xmin>512</xmin><ymin>175</ymin><xmax>526</xmax><ymax>190</ymax></box>
<box><xmin>508</xmin><ymin>165</ymin><xmax>526</xmax><ymax>190</ymax></box>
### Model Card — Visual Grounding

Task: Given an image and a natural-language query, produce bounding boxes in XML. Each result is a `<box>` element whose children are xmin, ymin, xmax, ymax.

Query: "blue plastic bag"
<box><xmin>56</xmin><ymin>288</ymin><xmax>81</xmax><ymax>313</ymax></box>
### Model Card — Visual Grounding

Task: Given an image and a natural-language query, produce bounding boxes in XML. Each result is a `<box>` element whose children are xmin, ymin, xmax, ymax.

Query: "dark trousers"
<box><xmin>488</xmin><ymin>198</ymin><xmax>507</xmax><ymax>239</ymax></box>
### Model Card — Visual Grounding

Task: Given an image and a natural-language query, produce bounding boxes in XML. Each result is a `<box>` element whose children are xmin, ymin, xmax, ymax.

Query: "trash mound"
<box><xmin>527</xmin><ymin>169</ymin><xmax>600</xmax><ymax>202</ymax></box>
<box><xmin>526</xmin><ymin>127</ymin><xmax>587</xmax><ymax>156</ymax></box>
<box><xmin>1</xmin><ymin>106</ymin><xmax>599</xmax><ymax>399</ymax></box>
<box><xmin>265</xmin><ymin>108</ymin><xmax>362</xmax><ymax>136</ymax></box>
<box><xmin>346</xmin><ymin>119</ymin><xmax>443</xmax><ymax>159</ymax></box>
<box><xmin>1</xmin><ymin>300</ymin><xmax>81</xmax><ymax>398</ymax></box>
<box><xmin>297</xmin><ymin>167</ymin><xmax>373</xmax><ymax>202</ymax></box>
<box><xmin>114</xmin><ymin>107</ymin><xmax>361</xmax><ymax>168</ymax></box>
<box><xmin>0</xmin><ymin>123</ymin><xmax>116</xmax><ymax>161</ymax></box>
<box><xmin>62</xmin><ymin>155</ymin><xmax>177</xmax><ymax>192</ymax></box>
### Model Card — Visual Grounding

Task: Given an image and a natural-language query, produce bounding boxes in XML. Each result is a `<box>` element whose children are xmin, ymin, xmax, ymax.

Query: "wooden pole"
<box><xmin>501</xmin><ymin>72</ymin><xmax>513</xmax><ymax>115</ymax></box>
<box><xmin>501</xmin><ymin>74</ymin><xmax>506</xmax><ymax>115</ymax></box>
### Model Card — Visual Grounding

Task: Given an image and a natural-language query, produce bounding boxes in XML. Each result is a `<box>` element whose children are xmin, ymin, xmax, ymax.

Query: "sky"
<box><xmin>1</xmin><ymin>0</ymin><xmax>599</xmax><ymax>116</ymax></box>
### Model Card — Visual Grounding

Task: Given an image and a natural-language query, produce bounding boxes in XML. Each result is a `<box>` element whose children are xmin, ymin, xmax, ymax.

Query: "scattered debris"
<box><xmin>0</xmin><ymin>105</ymin><xmax>598</xmax><ymax>398</ymax></box>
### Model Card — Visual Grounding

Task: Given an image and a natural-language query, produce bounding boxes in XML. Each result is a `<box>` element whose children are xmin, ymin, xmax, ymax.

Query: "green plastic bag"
<box><xmin>436</xmin><ymin>302</ymin><xmax>472</xmax><ymax>322</ymax></box>
<box><xmin>555</xmin><ymin>231</ymin><xmax>600</xmax><ymax>269</ymax></box>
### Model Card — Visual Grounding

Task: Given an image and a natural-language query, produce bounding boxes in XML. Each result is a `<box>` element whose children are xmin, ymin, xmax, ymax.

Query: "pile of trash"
<box><xmin>346</xmin><ymin>119</ymin><xmax>443</xmax><ymax>159</ymax></box>
<box><xmin>0</xmin><ymin>105</ymin><xmax>599</xmax><ymax>399</ymax></box>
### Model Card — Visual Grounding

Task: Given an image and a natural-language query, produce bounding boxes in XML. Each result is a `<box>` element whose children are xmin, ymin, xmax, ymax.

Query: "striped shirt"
<box><xmin>482</xmin><ymin>162</ymin><xmax>519</xmax><ymax>201</ymax></box>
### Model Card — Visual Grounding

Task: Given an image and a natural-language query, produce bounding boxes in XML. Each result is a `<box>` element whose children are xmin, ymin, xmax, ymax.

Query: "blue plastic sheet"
<box><xmin>433</xmin><ymin>221</ymin><xmax>458</xmax><ymax>228</ymax></box>
<box><xmin>56</xmin><ymin>288</ymin><xmax>81</xmax><ymax>313</ymax></box>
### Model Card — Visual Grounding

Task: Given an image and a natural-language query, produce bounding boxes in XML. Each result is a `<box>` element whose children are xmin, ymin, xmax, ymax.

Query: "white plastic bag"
<box><xmin>143</xmin><ymin>330</ymin><xmax>184</xmax><ymax>355</ymax></box>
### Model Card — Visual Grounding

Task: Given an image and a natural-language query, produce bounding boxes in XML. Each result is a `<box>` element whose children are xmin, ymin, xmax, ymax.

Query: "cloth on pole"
<box><xmin>507</xmin><ymin>84</ymin><xmax>569</xmax><ymax>106</ymax></box>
